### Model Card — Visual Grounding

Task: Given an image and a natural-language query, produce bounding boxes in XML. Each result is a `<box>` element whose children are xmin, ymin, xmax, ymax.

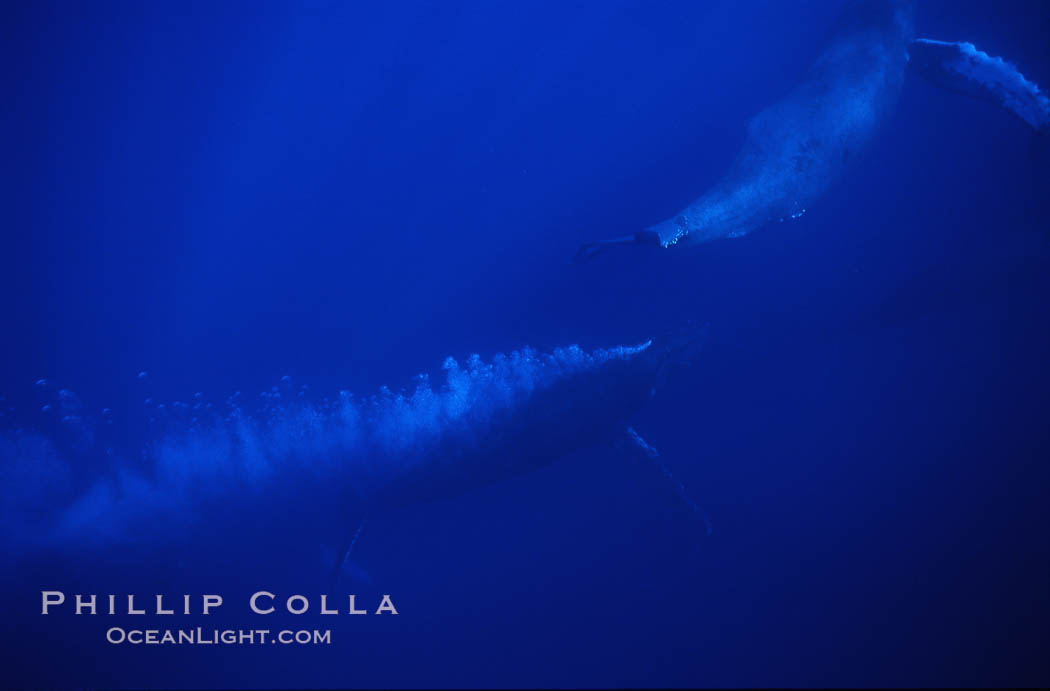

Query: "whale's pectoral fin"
<box><xmin>572</xmin><ymin>241</ymin><xmax>614</xmax><ymax>263</ymax></box>
<box><xmin>908</xmin><ymin>38</ymin><xmax>1050</xmax><ymax>133</ymax></box>
<box><xmin>633</xmin><ymin>230</ymin><xmax>662</xmax><ymax>247</ymax></box>
<box><xmin>625</xmin><ymin>425</ymin><xmax>660</xmax><ymax>460</ymax></box>
<box><xmin>572</xmin><ymin>231</ymin><xmax>662</xmax><ymax>263</ymax></box>
<box><xmin>624</xmin><ymin>426</ymin><xmax>713</xmax><ymax>536</ymax></box>
<box><xmin>328</xmin><ymin>511</ymin><xmax>368</xmax><ymax>592</ymax></box>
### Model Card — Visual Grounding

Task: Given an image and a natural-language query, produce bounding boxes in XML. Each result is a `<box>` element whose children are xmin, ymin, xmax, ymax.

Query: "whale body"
<box><xmin>357</xmin><ymin>333</ymin><xmax>695</xmax><ymax>509</ymax></box>
<box><xmin>575</xmin><ymin>1</ymin><xmax>1049</xmax><ymax>262</ymax></box>
<box><xmin>646</xmin><ymin>0</ymin><xmax>915</xmax><ymax>249</ymax></box>
<box><xmin>2</xmin><ymin>326</ymin><xmax>709</xmax><ymax>574</ymax></box>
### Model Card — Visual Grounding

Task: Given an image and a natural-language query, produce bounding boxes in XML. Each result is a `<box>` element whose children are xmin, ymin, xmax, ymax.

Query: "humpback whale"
<box><xmin>575</xmin><ymin>0</ymin><xmax>1048</xmax><ymax>260</ymax></box>
<box><xmin>5</xmin><ymin>326</ymin><xmax>711</xmax><ymax>580</ymax></box>
<box><xmin>328</xmin><ymin>323</ymin><xmax>713</xmax><ymax>582</ymax></box>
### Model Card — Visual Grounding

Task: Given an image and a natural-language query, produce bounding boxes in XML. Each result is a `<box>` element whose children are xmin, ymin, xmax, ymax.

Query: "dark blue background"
<box><xmin>2</xmin><ymin>0</ymin><xmax>1048</xmax><ymax>687</ymax></box>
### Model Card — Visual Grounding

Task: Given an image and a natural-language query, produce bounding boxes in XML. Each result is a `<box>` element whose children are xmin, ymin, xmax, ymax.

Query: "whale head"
<box><xmin>644</xmin><ymin>321</ymin><xmax>711</xmax><ymax>397</ymax></box>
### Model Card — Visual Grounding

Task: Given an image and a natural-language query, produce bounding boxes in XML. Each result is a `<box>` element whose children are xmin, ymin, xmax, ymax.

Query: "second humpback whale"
<box><xmin>575</xmin><ymin>0</ymin><xmax>1049</xmax><ymax>260</ymax></box>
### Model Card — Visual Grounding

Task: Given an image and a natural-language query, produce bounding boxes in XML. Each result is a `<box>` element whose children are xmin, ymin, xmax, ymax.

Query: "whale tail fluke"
<box><xmin>572</xmin><ymin>230</ymin><xmax>662</xmax><ymax>263</ymax></box>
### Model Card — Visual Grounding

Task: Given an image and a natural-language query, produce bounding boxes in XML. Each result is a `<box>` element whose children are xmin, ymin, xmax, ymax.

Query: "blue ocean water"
<box><xmin>2</xmin><ymin>0</ymin><xmax>1048</xmax><ymax>687</ymax></box>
